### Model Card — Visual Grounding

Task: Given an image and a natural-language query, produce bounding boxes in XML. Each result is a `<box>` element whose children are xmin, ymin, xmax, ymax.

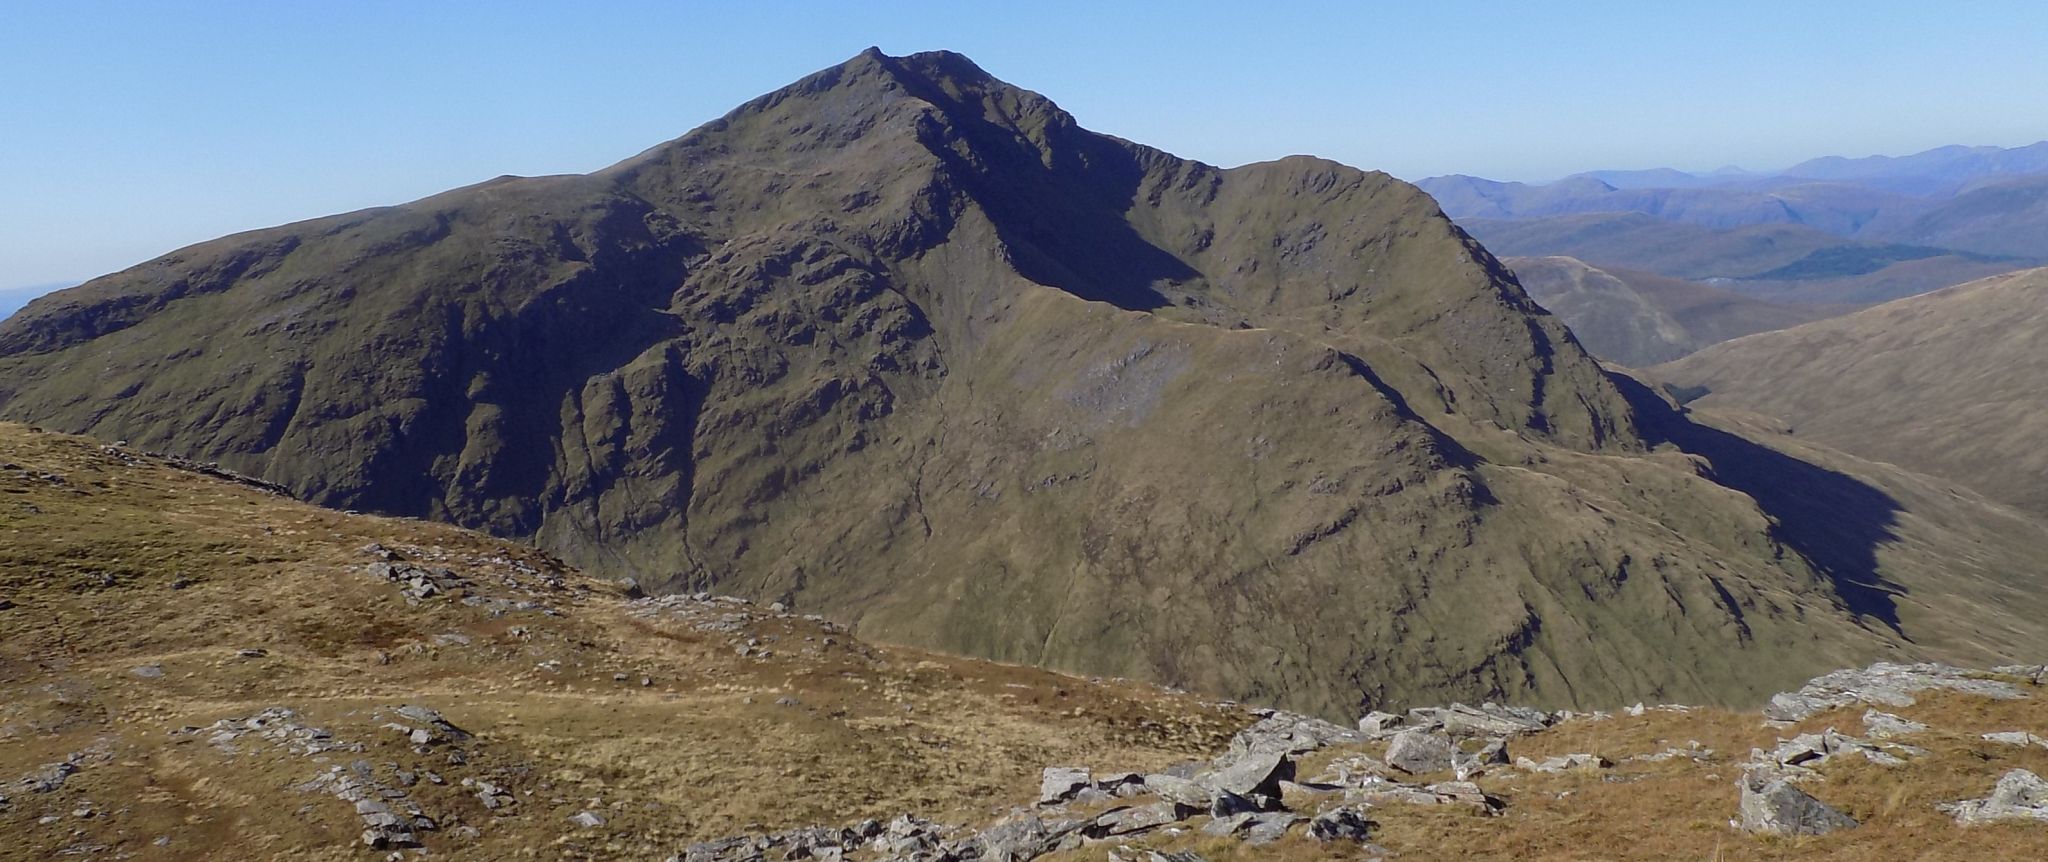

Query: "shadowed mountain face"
<box><xmin>5</xmin><ymin>50</ymin><xmax>2047</xmax><ymax>716</ymax></box>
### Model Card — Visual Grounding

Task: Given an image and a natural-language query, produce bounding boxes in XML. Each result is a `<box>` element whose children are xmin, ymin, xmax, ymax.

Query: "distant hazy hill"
<box><xmin>1507</xmin><ymin>256</ymin><xmax>1842</xmax><ymax>366</ymax></box>
<box><xmin>1422</xmin><ymin>142</ymin><xmax>2048</xmax><ymax>306</ymax></box>
<box><xmin>1465</xmin><ymin>213</ymin><xmax>2033</xmax><ymax>305</ymax></box>
<box><xmin>1889</xmin><ymin>173</ymin><xmax>2048</xmax><ymax>257</ymax></box>
<box><xmin>1783</xmin><ymin>142</ymin><xmax>2048</xmax><ymax>196</ymax></box>
<box><xmin>1655</xmin><ymin>267</ymin><xmax>2048</xmax><ymax>517</ymax></box>
<box><xmin>1418</xmin><ymin>174</ymin><xmax>1909</xmax><ymax>235</ymax></box>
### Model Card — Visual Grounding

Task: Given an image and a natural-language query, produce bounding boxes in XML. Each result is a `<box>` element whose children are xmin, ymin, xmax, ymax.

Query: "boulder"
<box><xmin>1242</xmin><ymin>812</ymin><xmax>1303</xmax><ymax>845</ymax></box>
<box><xmin>1092</xmin><ymin>801</ymin><xmax>1194</xmax><ymax>836</ymax></box>
<box><xmin>1981</xmin><ymin>731</ymin><xmax>2048</xmax><ymax>749</ymax></box>
<box><xmin>1860</xmin><ymin>710</ymin><xmax>1928</xmax><ymax>739</ymax></box>
<box><xmin>1225</xmin><ymin>710</ymin><xmax>1366</xmax><ymax>757</ymax></box>
<box><xmin>1201</xmin><ymin>751</ymin><xmax>1293</xmax><ymax>798</ymax></box>
<box><xmin>1440</xmin><ymin>702</ymin><xmax>1553</xmax><ymax>738</ymax></box>
<box><xmin>568</xmin><ymin>811</ymin><xmax>605</xmax><ymax>828</ymax></box>
<box><xmin>1738</xmin><ymin>775</ymin><xmax>1858</xmax><ymax>836</ymax></box>
<box><xmin>1038</xmin><ymin>767</ymin><xmax>1091</xmax><ymax>805</ymax></box>
<box><xmin>1141</xmin><ymin>773</ymin><xmax>1212</xmax><ymax>807</ymax></box>
<box><xmin>975</xmin><ymin>814</ymin><xmax>1086</xmax><ymax>861</ymax></box>
<box><xmin>1358</xmin><ymin>711</ymin><xmax>1404</xmax><ymax>736</ymax></box>
<box><xmin>1306</xmin><ymin>805</ymin><xmax>1376</xmax><ymax>842</ymax></box>
<box><xmin>1384</xmin><ymin>730</ymin><xmax>1456</xmax><ymax>775</ymax></box>
<box><xmin>1344</xmin><ymin>778</ymin><xmax>1505</xmax><ymax>815</ymax></box>
<box><xmin>1942</xmin><ymin>769</ymin><xmax>2048</xmax><ymax>825</ymax></box>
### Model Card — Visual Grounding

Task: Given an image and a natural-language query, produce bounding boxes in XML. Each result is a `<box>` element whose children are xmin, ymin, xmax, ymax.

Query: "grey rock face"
<box><xmin>1942</xmin><ymin>769</ymin><xmax>2048</xmax><ymax>824</ymax></box>
<box><xmin>1384</xmin><ymin>729</ymin><xmax>1456</xmax><ymax>774</ymax></box>
<box><xmin>569</xmin><ymin>810</ymin><xmax>606</xmax><ymax>828</ymax></box>
<box><xmin>1738</xmin><ymin>775</ymin><xmax>1858</xmax><ymax>836</ymax></box>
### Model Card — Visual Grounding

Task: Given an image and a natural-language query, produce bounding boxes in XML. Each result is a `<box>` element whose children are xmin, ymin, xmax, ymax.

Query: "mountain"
<box><xmin>1422</xmin><ymin>142</ymin><xmax>2048</xmax><ymax>307</ymax></box>
<box><xmin>1464</xmin><ymin>213</ymin><xmax>2033</xmax><ymax>304</ymax></box>
<box><xmin>1653</xmin><ymin>267</ymin><xmax>2048</xmax><ymax>518</ymax></box>
<box><xmin>1885</xmin><ymin>173</ymin><xmax>2048</xmax><ymax>257</ymax></box>
<box><xmin>1506</xmin><ymin>256</ymin><xmax>1844</xmax><ymax>366</ymax></box>
<box><xmin>5</xmin><ymin>49</ymin><xmax>2048</xmax><ymax>717</ymax></box>
<box><xmin>8</xmin><ymin>423</ymin><xmax>2048</xmax><ymax>861</ymax></box>
<box><xmin>1783</xmin><ymin>141</ymin><xmax>2048</xmax><ymax>196</ymax></box>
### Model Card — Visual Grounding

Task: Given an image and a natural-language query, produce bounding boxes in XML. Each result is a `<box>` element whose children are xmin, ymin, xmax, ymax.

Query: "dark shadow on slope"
<box><xmin>881</xmin><ymin>53</ymin><xmax>1194</xmax><ymax>312</ymax></box>
<box><xmin>1608</xmin><ymin>371</ymin><xmax>1905</xmax><ymax>631</ymax></box>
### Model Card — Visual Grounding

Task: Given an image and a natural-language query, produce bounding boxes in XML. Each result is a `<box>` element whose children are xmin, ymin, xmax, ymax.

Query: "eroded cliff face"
<box><xmin>7</xmin><ymin>49</ymin><xmax>2021</xmax><ymax>716</ymax></box>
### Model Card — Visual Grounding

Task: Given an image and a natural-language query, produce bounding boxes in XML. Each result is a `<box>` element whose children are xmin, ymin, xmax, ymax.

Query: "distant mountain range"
<box><xmin>1421</xmin><ymin>142</ymin><xmax>2048</xmax><ymax>363</ymax></box>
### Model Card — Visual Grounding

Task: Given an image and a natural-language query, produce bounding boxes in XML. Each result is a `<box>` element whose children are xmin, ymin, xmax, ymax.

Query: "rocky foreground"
<box><xmin>665</xmin><ymin>662</ymin><xmax>2048</xmax><ymax>862</ymax></box>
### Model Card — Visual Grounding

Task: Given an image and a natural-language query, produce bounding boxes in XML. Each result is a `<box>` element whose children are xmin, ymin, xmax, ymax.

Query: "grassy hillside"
<box><xmin>1653</xmin><ymin>267</ymin><xmax>2048</xmax><ymax>518</ymax></box>
<box><xmin>0</xmin><ymin>424</ymin><xmax>1247</xmax><ymax>860</ymax></box>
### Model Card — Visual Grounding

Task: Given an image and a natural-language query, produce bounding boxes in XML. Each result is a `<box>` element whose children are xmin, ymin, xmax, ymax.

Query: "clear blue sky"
<box><xmin>5</xmin><ymin>0</ymin><xmax>2046</xmax><ymax>293</ymax></box>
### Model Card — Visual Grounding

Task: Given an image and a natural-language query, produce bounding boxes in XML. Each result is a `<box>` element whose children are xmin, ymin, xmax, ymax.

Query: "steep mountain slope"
<box><xmin>3</xmin><ymin>50</ymin><xmax>2046</xmax><ymax>717</ymax></box>
<box><xmin>1464</xmin><ymin>213</ymin><xmax>2031</xmax><ymax>303</ymax></box>
<box><xmin>1653</xmin><ymin>267</ymin><xmax>2048</xmax><ymax>518</ymax></box>
<box><xmin>1505</xmin><ymin>256</ymin><xmax>1843</xmax><ymax>365</ymax></box>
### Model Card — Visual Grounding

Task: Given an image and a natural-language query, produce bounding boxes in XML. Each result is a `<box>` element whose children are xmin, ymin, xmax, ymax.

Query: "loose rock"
<box><xmin>1737</xmin><ymin>775</ymin><xmax>1858</xmax><ymax>836</ymax></box>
